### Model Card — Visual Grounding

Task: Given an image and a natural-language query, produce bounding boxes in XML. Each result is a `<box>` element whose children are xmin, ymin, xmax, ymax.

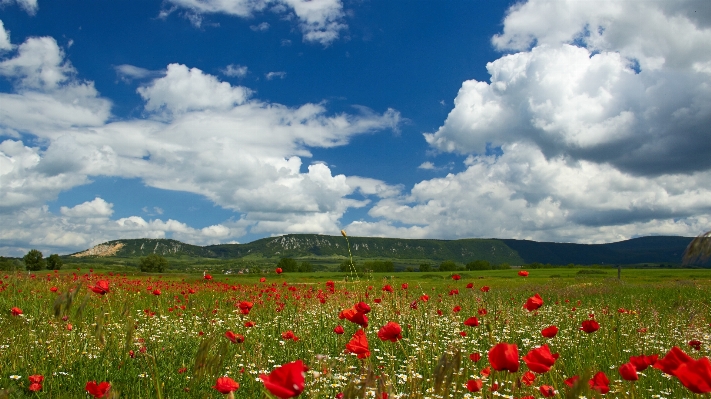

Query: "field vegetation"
<box><xmin>0</xmin><ymin>264</ymin><xmax>710</xmax><ymax>398</ymax></box>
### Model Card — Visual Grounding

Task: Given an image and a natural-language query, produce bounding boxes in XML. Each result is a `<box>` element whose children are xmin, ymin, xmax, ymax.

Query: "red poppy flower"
<box><xmin>225</xmin><ymin>331</ymin><xmax>245</xmax><ymax>344</ymax></box>
<box><xmin>654</xmin><ymin>346</ymin><xmax>711</xmax><ymax>393</ymax></box>
<box><xmin>629</xmin><ymin>354</ymin><xmax>658</xmax><ymax>371</ymax></box>
<box><xmin>259</xmin><ymin>277</ymin><xmax>266</xmax><ymax>282</ymax></box>
<box><xmin>452</xmin><ymin>274</ymin><xmax>461</xmax><ymax>280</ymax></box>
<box><xmin>523</xmin><ymin>293</ymin><xmax>543</xmax><ymax>311</ymax></box>
<box><xmin>10</xmin><ymin>307</ymin><xmax>22</xmax><ymax>316</ymax></box>
<box><xmin>689</xmin><ymin>340</ymin><xmax>702</xmax><ymax>350</ymax></box>
<box><xmin>152</xmin><ymin>289</ymin><xmax>161</xmax><ymax>296</ymax></box>
<box><xmin>377</xmin><ymin>321</ymin><xmax>402</xmax><ymax>342</ymax></box>
<box><xmin>333</xmin><ymin>325</ymin><xmax>345</xmax><ymax>334</ymax></box>
<box><xmin>260</xmin><ymin>360</ymin><xmax>308</xmax><ymax>399</ymax></box>
<box><xmin>466</xmin><ymin>379</ymin><xmax>483</xmax><ymax>392</ymax></box>
<box><xmin>619</xmin><ymin>362</ymin><xmax>638</xmax><ymax>381</ymax></box>
<box><xmin>588</xmin><ymin>372</ymin><xmax>610</xmax><ymax>394</ymax></box>
<box><xmin>419</xmin><ymin>294</ymin><xmax>429</xmax><ymax>302</ymax></box>
<box><xmin>480</xmin><ymin>367</ymin><xmax>490</xmax><ymax>377</ymax></box>
<box><xmin>564</xmin><ymin>375</ymin><xmax>580</xmax><ymax>387</ymax></box>
<box><xmin>382</xmin><ymin>285</ymin><xmax>394</xmax><ymax>292</ymax></box>
<box><xmin>480</xmin><ymin>286</ymin><xmax>490</xmax><ymax>292</ymax></box>
<box><xmin>204</xmin><ymin>274</ymin><xmax>213</xmax><ymax>280</ymax></box>
<box><xmin>245</xmin><ymin>321</ymin><xmax>255</xmax><ymax>327</ymax></box>
<box><xmin>85</xmin><ymin>381</ymin><xmax>111</xmax><ymax>398</ymax></box>
<box><xmin>281</xmin><ymin>330</ymin><xmax>298</xmax><ymax>341</ymax></box>
<box><xmin>355</xmin><ymin>302</ymin><xmax>371</xmax><ymax>314</ymax></box>
<box><xmin>275</xmin><ymin>268</ymin><xmax>283</xmax><ymax>274</ymax></box>
<box><xmin>464</xmin><ymin>316</ymin><xmax>479</xmax><ymax>327</ymax></box>
<box><xmin>50</xmin><ymin>286</ymin><xmax>58</xmax><ymax>292</ymax></box>
<box><xmin>345</xmin><ymin>329</ymin><xmax>370</xmax><ymax>359</ymax></box>
<box><xmin>213</xmin><ymin>376</ymin><xmax>240</xmax><ymax>394</ymax></box>
<box><xmin>401</xmin><ymin>283</ymin><xmax>408</xmax><ymax>289</ymax></box>
<box><xmin>518</xmin><ymin>270</ymin><xmax>529</xmax><ymax>277</ymax></box>
<box><xmin>339</xmin><ymin>306</ymin><xmax>369</xmax><ymax>328</ymax></box>
<box><xmin>580</xmin><ymin>319</ymin><xmax>600</xmax><ymax>333</ymax></box>
<box><xmin>469</xmin><ymin>353</ymin><xmax>481</xmax><ymax>362</ymax></box>
<box><xmin>521</xmin><ymin>371</ymin><xmax>535</xmax><ymax>386</ymax></box>
<box><xmin>539</xmin><ymin>385</ymin><xmax>555</xmax><ymax>397</ymax></box>
<box><xmin>466</xmin><ymin>282</ymin><xmax>474</xmax><ymax>288</ymax></box>
<box><xmin>90</xmin><ymin>280</ymin><xmax>110</xmax><ymax>295</ymax></box>
<box><xmin>523</xmin><ymin>344</ymin><xmax>559</xmax><ymax>373</ymax></box>
<box><xmin>488</xmin><ymin>342</ymin><xmax>519</xmax><ymax>372</ymax></box>
<box><xmin>238</xmin><ymin>301</ymin><xmax>253</xmax><ymax>315</ymax></box>
<box><xmin>28</xmin><ymin>375</ymin><xmax>43</xmax><ymax>392</ymax></box>
<box><xmin>541</xmin><ymin>325</ymin><xmax>558</xmax><ymax>338</ymax></box>
<box><xmin>452</xmin><ymin>305</ymin><xmax>462</xmax><ymax>313</ymax></box>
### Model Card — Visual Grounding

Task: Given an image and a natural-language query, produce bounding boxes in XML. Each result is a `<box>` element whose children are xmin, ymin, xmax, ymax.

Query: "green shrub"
<box><xmin>139</xmin><ymin>253</ymin><xmax>168</xmax><ymax>272</ymax></box>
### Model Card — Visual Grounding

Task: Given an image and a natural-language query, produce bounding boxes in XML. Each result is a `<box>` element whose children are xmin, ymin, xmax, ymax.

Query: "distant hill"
<box><xmin>69</xmin><ymin>234</ymin><xmax>700</xmax><ymax>266</ymax></box>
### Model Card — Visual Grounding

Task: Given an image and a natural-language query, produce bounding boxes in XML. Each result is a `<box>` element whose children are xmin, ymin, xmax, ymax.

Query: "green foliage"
<box><xmin>277</xmin><ymin>258</ymin><xmax>298</xmax><ymax>273</ymax></box>
<box><xmin>362</xmin><ymin>260</ymin><xmax>394</xmax><ymax>273</ymax></box>
<box><xmin>139</xmin><ymin>254</ymin><xmax>168</xmax><ymax>272</ymax></box>
<box><xmin>339</xmin><ymin>260</ymin><xmax>356</xmax><ymax>273</ymax></box>
<box><xmin>419</xmin><ymin>263</ymin><xmax>431</xmax><ymax>272</ymax></box>
<box><xmin>466</xmin><ymin>260</ymin><xmax>491</xmax><ymax>270</ymax></box>
<box><xmin>496</xmin><ymin>262</ymin><xmax>511</xmax><ymax>270</ymax></box>
<box><xmin>47</xmin><ymin>254</ymin><xmax>63</xmax><ymax>270</ymax></box>
<box><xmin>0</xmin><ymin>256</ymin><xmax>21</xmax><ymax>271</ymax></box>
<box><xmin>298</xmin><ymin>261</ymin><xmax>313</xmax><ymax>273</ymax></box>
<box><xmin>438</xmin><ymin>260</ymin><xmax>459</xmax><ymax>272</ymax></box>
<box><xmin>23</xmin><ymin>249</ymin><xmax>45</xmax><ymax>271</ymax></box>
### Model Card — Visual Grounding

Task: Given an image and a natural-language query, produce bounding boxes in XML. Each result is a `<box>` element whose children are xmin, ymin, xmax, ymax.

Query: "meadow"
<box><xmin>0</xmin><ymin>267</ymin><xmax>710</xmax><ymax>398</ymax></box>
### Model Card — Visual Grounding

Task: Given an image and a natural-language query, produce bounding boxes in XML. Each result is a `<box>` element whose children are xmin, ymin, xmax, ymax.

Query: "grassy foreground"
<box><xmin>0</xmin><ymin>268</ymin><xmax>710</xmax><ymax>398</ymax></box>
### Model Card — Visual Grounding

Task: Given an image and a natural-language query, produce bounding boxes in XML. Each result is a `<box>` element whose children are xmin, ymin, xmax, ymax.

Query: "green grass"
<box><xmin>0</xmin><ymin>268</ymin><xmax>710</xmax><ymax>397</ymax></box>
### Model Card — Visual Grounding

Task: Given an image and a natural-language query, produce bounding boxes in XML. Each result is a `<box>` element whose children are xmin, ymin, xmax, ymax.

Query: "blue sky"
<box><xmin>1</xmin><ymin>0</ymin><xmax>711</xmax><ymax>256</ymax></box>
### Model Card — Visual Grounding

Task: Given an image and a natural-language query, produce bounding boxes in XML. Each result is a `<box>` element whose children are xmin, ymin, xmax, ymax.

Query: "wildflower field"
<box><xmin>0</xmin><ymin>267</ymin><xmax>710</xmax><ymax>398</ymax></box>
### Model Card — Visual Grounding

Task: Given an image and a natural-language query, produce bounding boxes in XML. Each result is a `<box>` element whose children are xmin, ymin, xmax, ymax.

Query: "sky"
<box><xmin>1</xmin><ymin>0</ymin><xmax>711</xmax><ymax>257</ymax></box>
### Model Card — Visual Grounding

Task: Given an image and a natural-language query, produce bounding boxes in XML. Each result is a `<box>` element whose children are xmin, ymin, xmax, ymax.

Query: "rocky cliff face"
<box><xmin>72</xmin><ymin>242</ymin><xmax>125</xmax><ymax>257</ymax></box>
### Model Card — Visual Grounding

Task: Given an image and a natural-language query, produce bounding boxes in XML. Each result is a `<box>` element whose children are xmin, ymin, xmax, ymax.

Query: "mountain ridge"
<box><xmin>69</xmin><ymin>234</ymin><xmax>699</xmax><ymax>266</ymax></box>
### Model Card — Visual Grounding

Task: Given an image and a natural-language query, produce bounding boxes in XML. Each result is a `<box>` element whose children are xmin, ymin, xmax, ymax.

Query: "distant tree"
<box><xmin>363</xmin><ymin>260</ymin><xmax>394</xmax><ymax>273</ymax></box>
<box><xmin>298</xmin><ymin>261</ymin><xmax>313</xmax><ymax>273</ymax></box>
<box><xmin>23</xmin><ymin>249</ymin><xmax>45</xmax><ymax>271</ymax></box>
<box><xmin>0</xmin><ymin>257</ymin><xmax>20</xmax><ymax>271</ymax></box>
<box><xmin>140</xmin><ymin>254</ymin><xmax>168</xmax><ymax>273</ymax></box>
<box><xmin>277</xmin><ymin>258</ymin><xmax>298</xmax><ymax>273</ymax></box>
<box><xmin>418</xmin><ymin>263</ymin><xmax>431</xmax><ymax>272</ymax></box>
<box><xmin>466</xmin><ymin>260</ymin><xmax>491</xmax><ymax>271</ymax></box>
<box><xmin>340</xmin><ymin>260</ymin><xmax>357</xmax><ymax>273</ymax></box>
<box><xmin>439</xmin><ymin>260</ymin><xmax>459</xmax><ymax>272</ymax></box>
<box><xmin>47</xmin><ymin>254</ymin><xmax>63</xmax><ymax>270</ymax></box>
<box><xmin>405</xmin><ymin>266</ymin><xmax>415</xmax><ymax>272</ymax></box>
<box><xmin>495</xmin><ymin>262</ymin><xmax>511</xmax><ymax>270</ymax></box>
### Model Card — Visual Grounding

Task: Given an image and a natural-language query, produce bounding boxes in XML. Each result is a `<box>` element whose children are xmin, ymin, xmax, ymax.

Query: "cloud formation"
<box><xmin>0</xmin><ymin>0</ymin><xmax>37</xmax><ymax>15</ymax></box>
<box><xmin>0</xmin><ymin>33</ymin><xmax>400</xmax><ymax>255</ymax></box>
<box><xmin>164</xmin><ymin>0</ymin><xmax>346</xmax><ymax>45</ymax></box>
<box><xmin>0</xmin><ymin>20</ymin><xmax>11</xmax><ymax>51</ymax></box>
<box><xmin>360</xmin><ymin>0</ymin><xmax>711</xmax><ymax>243</ymax></box>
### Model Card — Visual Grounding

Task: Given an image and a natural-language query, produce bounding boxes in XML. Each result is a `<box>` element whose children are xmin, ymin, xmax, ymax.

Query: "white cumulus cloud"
<box><xmin>0</xmin><ymin>35</ymin><xmax>401</xmax><ymax>255</ymax></box>
<box><xmin>164</xmin><ymin>0</ymin><xmax>346</xmax><ymax>45</ymax></box>
<box><xmin>391</xmin><ymin>0</ymin><xmax>711</xmax><ymax>243</ymax></box>
<box><xmin>0</xmin><ymin>0</ymin><xmax>37</xmax><ymax>15</ymax></box>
